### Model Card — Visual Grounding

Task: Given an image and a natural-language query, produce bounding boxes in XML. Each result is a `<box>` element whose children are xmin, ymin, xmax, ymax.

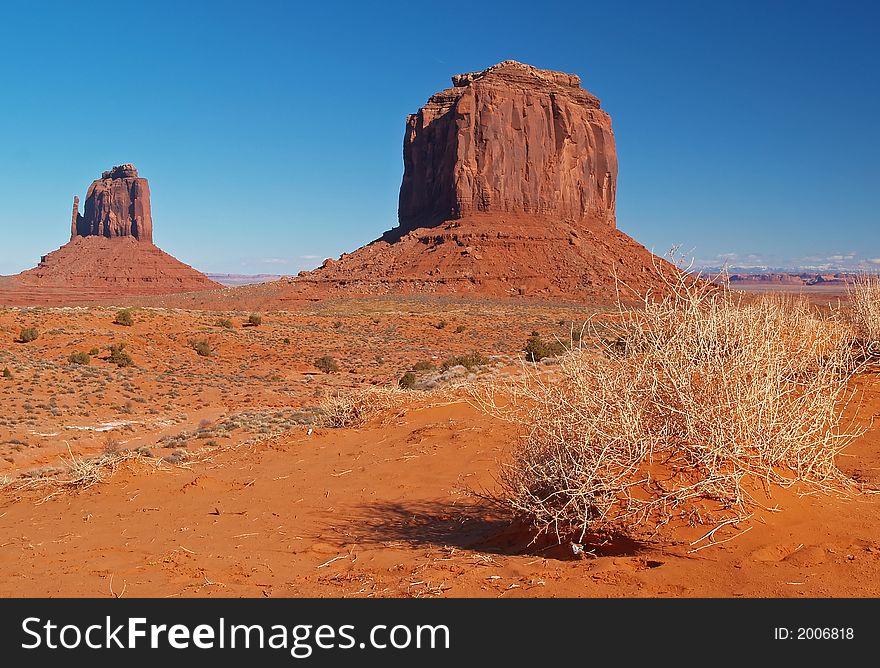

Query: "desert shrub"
<box><xmin>190</xmin><ymin>339</ymin><xmax>213</xmax><ymax>357</ymax></box>
<box><xmin>435</xmin><ymin>320</ymin><xmax>447</xmax><ymax>329</ymax></box>
<box><xmin>333</xmin><ymin>321</ymin><xmax>343</xmax><ymax>329</ymax></box>
<box><xmin>216</xmin><ymin>318</ymin><xmax>234</xmax><ymax>329</ymax></box>
<box><xmin>454</xmin><ymin>324</ymin><xmax>467</xmax><ymax>333</ymax></box>
<box><xmin>68</xmin><ymin>351</ymin><xmax>91</xmax><ymax>365</ymax></box>
<box><xmin>283</xmin><ymin>337</ymin><xmax>291</xmax><ymax>344</ymax></box>
<box><xmin>107</xmin><ymin>343</ymin><xmax>133</xmax><ymax>368</ymax></box>
<box><xmin>18</xmin><ymin>327</ymin><xmax>39</xmax><ymax>343</ymax></box>
<box><xmin>524</xmin><ymin>334</ymin><xmax>567</xmax><ymax>362</ymax></box>
<box><xmin>845</xmin><ymin>274</ymin><xmax>880</xmax><ymax>358</ymax></box>
<box><xmin>413</xmin><ymin>360</ymin><xmax>434</xmax><ymax>371</ymax></box>
<box><xmin>399</xmin><ymin>371</ymin><xmax>416</xmax><ymax>389</ymax></box>
<box><xmin>315</xmin><ymin>356</ymin><xmax>339</xmax><ymax>373</ymax></box>
<box><xmin>441</xmin><ymin>352</ymin><xmax>487</xmax><ymax>371</ymax></box>
<box><xmin>246</xmin><ymin>314</ymin><xmax>262</xmax><ymax>327</ymax></box>
<box><xmin>2</xmin><ymin>367</ymin><xmax>11</xmax><ymax>379</ymax></box>
<box><xmin>477</xmin><ymin>268</ymin><xmax>860</xmax><ymax>544</ymax></box>
<box><xmin>320</xmin><ymin>387</ymin><xmax>409</xmax><ymax>428</ymax></box>
<box><xmin>88</xmin><ymin>347</ymin><xmax>100</xmax><ymax>356</ymax></box>
<box><xmin>113</xmin><ymin>309</ymin><xmax>134</xmax><ymax>326</ymax></box>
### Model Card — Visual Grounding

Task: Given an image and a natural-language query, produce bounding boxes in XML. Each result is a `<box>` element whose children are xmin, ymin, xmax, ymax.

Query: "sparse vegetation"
<box><xmin>190</xmin><ymin>339</ymin><xmax>213</xmax><ymax>357</ymax></box>
<box><xmin>454</xmin><ymin>324</ymin><xmax>467</xmax><ymax>333</ymax></box>
<box><xmin>524</xmin><ymin>333</ymin><xmax>567</xmax><ymax>362</ymax></box>
<box><xmin>399</xmin><ymin>371</ymin><xmax>416</xmax><ymax>389</ymax></box>
<box><xmin>478</xmin><ymin>267</ymin><xmax>860</xmax><ymax>544</ymax></box>
<box><xmin>18</xmin><ymin>327</ymin><xmax>39</xmax><ymax>343</ymax></box>
<box><xmin>216</xmin><ymin>318</ymin><xmax>234</xmax><ymax>329</ymax></box>
<box><xmin>2</xmin><ymin>367</ymin><xmax>11</xmax><ymax>379</ymax></box>
<box><xmin>315</xmin><ymin>356</ymin><xmax>339</xmax><ymax>373</ymax></box>
<box><xmin>107</xmin><ymin>343</ymin><xmax>133</xmax><ymax>368</ymax></box>
<box><xmin>435</xmin><ymin>320</ymin><xmax>447</xmax><ymax>329</ymax></box>
<box><xmin>412</xmin><ymin>360</ymin><xmax>434</xmax><ymax>371</ymax></box>
<box><xmin>88</xmin><ymin>347</ymin><xmax>100</xmax><ymax>356</ymax></box>
<box><xmin>441</xmin><ymin>352</ymin><xmax>488</xmax><ymax>371</ymax></box>
<box><xmin>113</xmin><ymin>309</ymin><xmax>134</xmax><ymax>327</ymax></box>
<box><xmin>246</xmin><ymin>314</ymin><xmax>262</xmax><ymax>327</ymax></box>
<box><xmin>67</xmin><ymin>351</ymin><xmax>91</xmax><ymax>365</ymax></box>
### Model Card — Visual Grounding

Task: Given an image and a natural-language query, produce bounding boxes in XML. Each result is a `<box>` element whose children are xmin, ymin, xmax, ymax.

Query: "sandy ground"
<box><xmin>0</xmin><ymin>297</ymin><xmax>878</xmax><ymax>597</ymax></box>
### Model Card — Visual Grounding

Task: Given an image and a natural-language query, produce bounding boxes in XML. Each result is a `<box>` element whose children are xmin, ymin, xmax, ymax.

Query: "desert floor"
<box><xmin>0</xmin><ymin>296</ymin><xmax>878</xmax><ymax>597</ymax></box>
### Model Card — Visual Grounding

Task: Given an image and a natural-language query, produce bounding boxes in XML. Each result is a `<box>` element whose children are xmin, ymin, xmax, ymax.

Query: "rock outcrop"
<box><xmin>394</xmin><ymin>60</ymin><xmax>617</xmax><ymax>237</ymax></box>
<box><xmin>72</xmin><ymin>164</ymin><xmax>153</xmax><ymax>242</ymax></box>
<box><xmin>274</xmin><ymin>61</ymin><xmax>677</xmax><ymax>304</ymax></box>
<box><xmin>0</xmin><ymin>165</ymin><xmax>218</xmax><ymax>305</ymax></box>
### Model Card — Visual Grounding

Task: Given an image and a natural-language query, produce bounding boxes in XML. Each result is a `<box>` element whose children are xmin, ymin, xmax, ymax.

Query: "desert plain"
<box><xmin>0</xmin><ymin>286</ymin><xmax>879</xmax><ymax>598</ymax></box>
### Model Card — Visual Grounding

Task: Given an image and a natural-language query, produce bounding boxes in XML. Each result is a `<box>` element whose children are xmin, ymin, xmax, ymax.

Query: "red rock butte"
<box><xmin>0</xmin><ymin>164</ymin><xmax>219</xmax><ymax>305</ymax></box>
<box><xmin>72</xmin><ymin>163</ymin><xmax>153</xmax><ymax>242</ymax></box>
<box><xmin>272</xmin><ymin>60</ymin><xmax>676</xmax><ymax>303</ymax></box>
<box><xmin>396</xmin><ymin>60</ymin><xmax>616</xmax><ymax>236</ymax></box>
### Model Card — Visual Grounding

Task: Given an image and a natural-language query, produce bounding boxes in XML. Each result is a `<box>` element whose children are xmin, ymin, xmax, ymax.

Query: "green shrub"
<box><xmin>114</xmin><ymin>309</ymin><xmax>134</xmax><ymax>326</ymax></box>
<box><xmin>333</xmin><ymin>321</ymin><xmax>343</xmax><ymax>329</ymax></box>
<box><xmin>399</xmin><ymin>371</ymin><xmax>416</xmax><ymax>389</ymax></box>
<box><xmin>315</xmin><ymin>356</ymin><xmax>339</xmax><ymax>373</ymax></box>
<box><xmin>18</xmin><ymin>327</ymin><xmax>39</xmax><ymax>343</ymax></box>
<box><xmin>524</xmin><ymin>334</ymin><xmax>567</xmax><ymax>362</ymax></box>
<box><xmin>68</xmin><ymin>351</ymin><xmax>91</xmax><ymax>365</ymax></box>
<box><xmin>246</xmin><ymin>314</ymin><xmax>262</xmax><ymax>327</ymax></box>
<box><xmin>217</xmin><ymin>318</ymin><xmax>234</xmax><ymax>329</ymax></box>
<box><xmin>88</xmin><ymin>347</ymin><xmax>100</xmax><ymax>356</ymax></box>
<box><xmin>108</xmin><ymin>343</ymin><xmax>133</xmax><ymax>368</ymax></box>
<box><xmin>441</xmin><ymin>352</ymin><xmax>488</xmax><ymax>371</ymax></box>
<box><xmin>190</xmin><ymin>339</ymin><xmax>213</xmax><ymax>357</ymax></box>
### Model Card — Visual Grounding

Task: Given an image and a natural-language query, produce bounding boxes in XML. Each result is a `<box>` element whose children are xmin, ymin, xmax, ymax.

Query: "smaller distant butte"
<box><xmin>0</xmin><ymin>164</ymin><xmax>218</xmax><ymax>305</ymax></box>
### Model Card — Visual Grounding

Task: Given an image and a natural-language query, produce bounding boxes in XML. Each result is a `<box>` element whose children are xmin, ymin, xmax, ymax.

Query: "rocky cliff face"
<box><xmin>395</xmin><ymin>60</ymin><xmax>617</xmax><ymax>236</ymax></box>
<box><xmin>72</xmin><ymin>164</ymin><xmax>153</xmax><ymax>242</ymax></box>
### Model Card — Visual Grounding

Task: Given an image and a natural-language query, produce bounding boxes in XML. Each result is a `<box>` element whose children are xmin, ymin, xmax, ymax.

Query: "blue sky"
<box><xmin>0</xmin><ymin>1</ymin><xmax>877</xmax><ymax>275</ymax></box>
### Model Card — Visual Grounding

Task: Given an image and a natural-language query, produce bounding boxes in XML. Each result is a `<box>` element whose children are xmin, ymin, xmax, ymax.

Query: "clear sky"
<box><xmin>0</xmin><ymin>0</ymin><xmax>877</xmax><ymax>275</ymax></box>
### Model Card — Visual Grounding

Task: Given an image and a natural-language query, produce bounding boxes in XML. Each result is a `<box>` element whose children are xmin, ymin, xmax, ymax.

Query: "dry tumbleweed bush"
<box><xmin>476</xmin><ymin>266</ymin><xmax>862</xmax><ymax>543</ymax></box>
<box><xmin>846</xmin><ymin>273</ymin><xmax>880</xmax><ymax>358</ymax></box>
<box><xmin>319</xmin><ymin>387</ymin><xmax>412</xmax><ymax>428</ymax></box>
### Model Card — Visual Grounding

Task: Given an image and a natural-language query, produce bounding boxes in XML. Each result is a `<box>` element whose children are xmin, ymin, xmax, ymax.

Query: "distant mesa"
<box><xmin>0</xmin><ymin>164</ymin><xmax>219</xmax><ymax>305</ymax></box>
<box><xmin>280</xmin><ymin>60</ymin><xmax>675</xmax><ymax>302</ymax></box>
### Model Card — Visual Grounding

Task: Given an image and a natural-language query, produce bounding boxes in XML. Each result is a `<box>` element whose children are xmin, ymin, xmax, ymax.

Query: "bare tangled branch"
<box><xmin>474</xmin><ymin>256</ymin><xmax>864</xmax><ymax>544</ymax></box>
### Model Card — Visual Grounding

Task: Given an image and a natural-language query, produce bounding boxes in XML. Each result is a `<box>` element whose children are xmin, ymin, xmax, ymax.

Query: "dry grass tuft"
<box><xmin>1</xmin><ymin>443</ymin><xmax>168</xmax><ymax>502</ymax></box>
<box><xmin>476</xmin><ymin>262</ymin><xmax>862</xmax><ymax>543</ymax></box>
<box><xmin>319</xmin><ymin>387</ymin><xmax>412</xmax><ymax>428</ymax></box>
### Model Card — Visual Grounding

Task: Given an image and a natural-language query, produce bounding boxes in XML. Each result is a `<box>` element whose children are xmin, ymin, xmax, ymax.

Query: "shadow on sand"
<box><xmin>329</xmin><ymin>499</ymin><xmax>650</xmax><ymax>562</ymax></box>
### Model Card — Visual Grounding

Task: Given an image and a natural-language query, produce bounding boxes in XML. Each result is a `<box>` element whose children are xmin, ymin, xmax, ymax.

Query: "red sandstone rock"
<box><xmin>395</xmin><ymin>60</ymin><xmax>617</xmax><ymax>236</ymax></box>
<box><xmin>72</xmin><ymin>164</ymin><xmax>153</xmax><ymax>242</ymax></box>
<box><xmin>0</xmin><ymin>165</ymin><xmax>218</xmax><ymax>305</ymax></box>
